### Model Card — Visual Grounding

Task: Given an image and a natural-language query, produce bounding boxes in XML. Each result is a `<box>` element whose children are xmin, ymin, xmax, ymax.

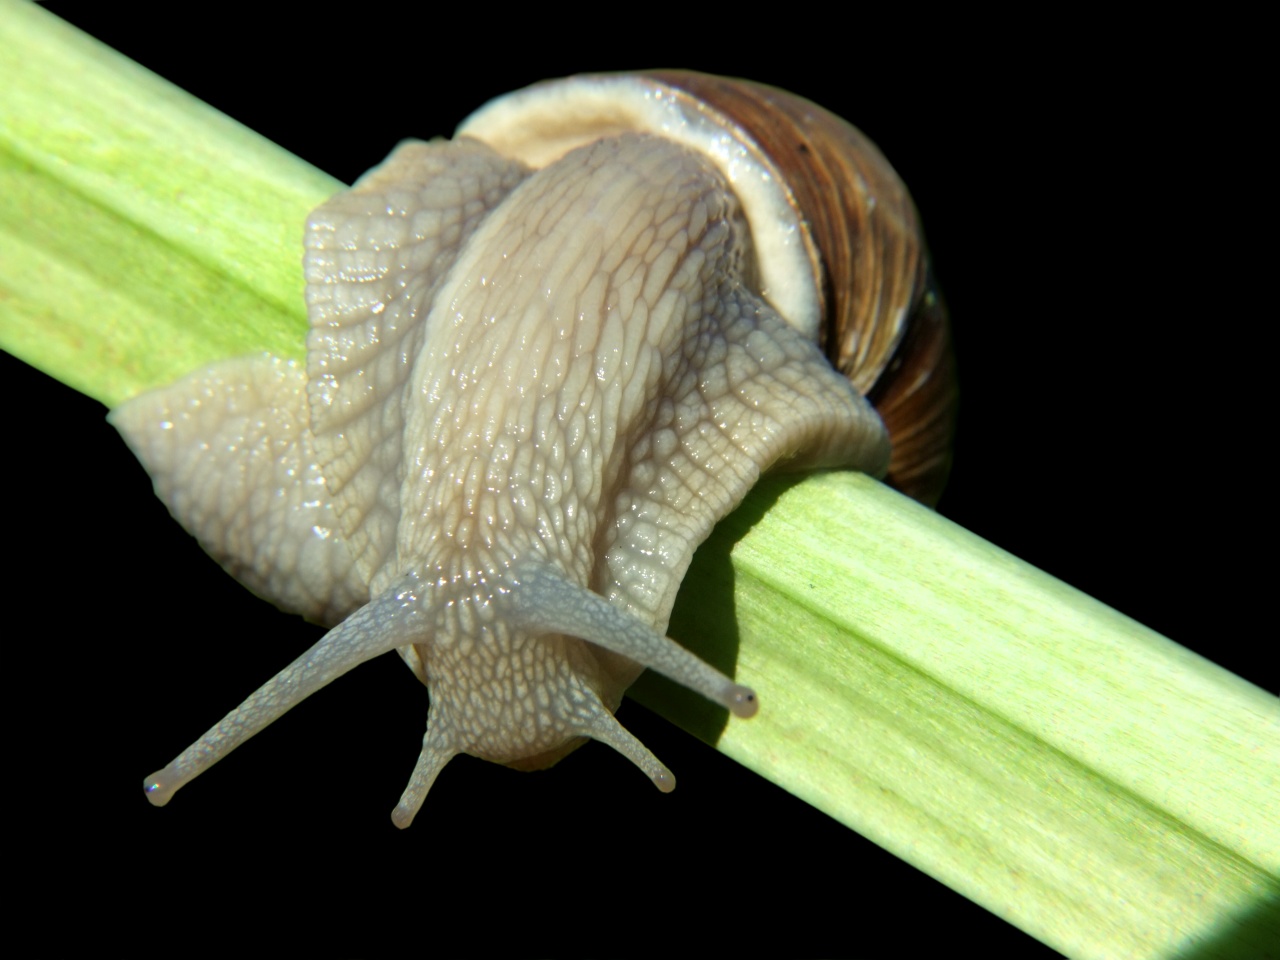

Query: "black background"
<box><xmin>11</xmin><ymin>7</ymin><xmax>1272</xmax><ymax>957</ymax></box>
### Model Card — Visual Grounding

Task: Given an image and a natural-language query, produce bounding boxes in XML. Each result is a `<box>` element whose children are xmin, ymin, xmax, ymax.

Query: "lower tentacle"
<box><xmin>391</xmin><ymin>722</ymin><xmax>459</xmax><ymax>829</ymax></box>
<box><xmin>586</xmin><ymin>710</ymin><xmax>676</xmax><ymax>793</ymax></box>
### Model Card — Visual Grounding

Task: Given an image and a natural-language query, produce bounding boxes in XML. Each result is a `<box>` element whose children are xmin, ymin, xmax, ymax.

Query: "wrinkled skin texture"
<box><xmin>112</xmin><ymin>133</ymin><xmax>889</xmax><ymax>825</ymax></box>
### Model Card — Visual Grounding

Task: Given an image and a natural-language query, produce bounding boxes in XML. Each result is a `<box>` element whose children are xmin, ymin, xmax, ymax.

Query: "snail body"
<box><xmin>112</xmin><ymin>72</ymin><xmax>954</xmax><ymax>826</ymax></box>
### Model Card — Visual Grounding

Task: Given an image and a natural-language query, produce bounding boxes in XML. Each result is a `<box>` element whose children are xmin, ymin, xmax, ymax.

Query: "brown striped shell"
<box><xmin>459</xmin><ymin>71</ymin><xmax>957</xmax><ymax>505</ymax></box>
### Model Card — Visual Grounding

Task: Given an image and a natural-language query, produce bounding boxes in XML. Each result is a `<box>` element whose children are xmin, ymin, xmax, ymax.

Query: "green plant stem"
<box><xmin>2</xmin><ymin>4</ymin><xmax>1276</xmax><ymax>957</ymax></box>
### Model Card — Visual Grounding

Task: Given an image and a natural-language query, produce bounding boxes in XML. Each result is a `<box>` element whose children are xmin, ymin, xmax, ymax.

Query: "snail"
<box><xmin>111</xmin><ymin>71</ymin><xmax>956</xmax><ymax>827</ymax></box>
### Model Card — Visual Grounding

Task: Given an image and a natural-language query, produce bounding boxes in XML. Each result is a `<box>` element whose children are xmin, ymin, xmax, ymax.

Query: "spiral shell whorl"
<box><xmin>643</xmin><ymin>71</ymin><xmax>957</xmax><ymax>505</ymax></box>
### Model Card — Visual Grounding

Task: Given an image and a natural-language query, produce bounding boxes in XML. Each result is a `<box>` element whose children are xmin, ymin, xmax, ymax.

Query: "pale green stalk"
<box><xmin>2</xmin><ymin>4</ymin><xmax>1276</xmax><ymax>957</ymax></box>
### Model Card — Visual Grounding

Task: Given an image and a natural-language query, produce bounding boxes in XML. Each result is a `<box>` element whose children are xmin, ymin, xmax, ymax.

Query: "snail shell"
<box><xmin>461</xmin><ymin>71</ymin><xmax>956</xmax><ymax>505</ymax></box>
<box><xmin>110</xmin><ymin>71</ymin><xmax>956</xmax><ymax>825</ymax></box>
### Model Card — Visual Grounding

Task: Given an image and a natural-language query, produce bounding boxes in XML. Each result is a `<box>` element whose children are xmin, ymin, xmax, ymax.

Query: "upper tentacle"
<box><xmin>142</xmin><ymin>579</ymin><xmax>431</xmax><ymax>806</ymax></box>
